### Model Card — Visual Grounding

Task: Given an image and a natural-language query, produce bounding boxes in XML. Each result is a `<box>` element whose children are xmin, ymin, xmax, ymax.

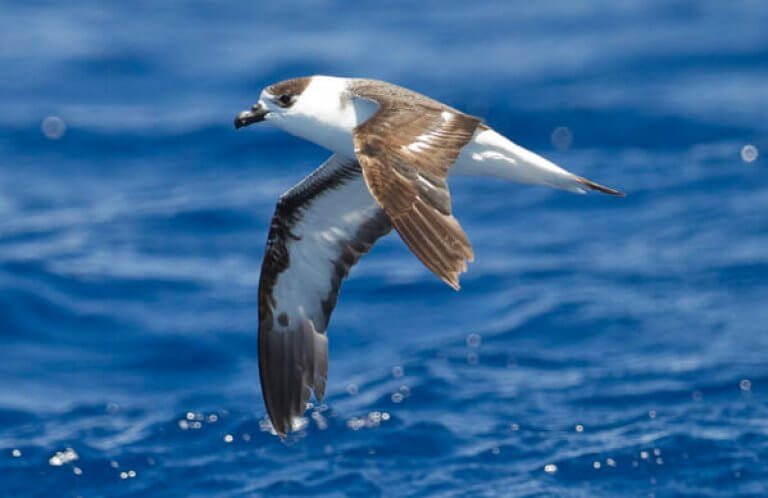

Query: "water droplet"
<box><xmin>392</xmin><ymin>366</ymin><xmax>404</xmax><ymax>378</ymax></box>
<box><xmin>49</xmin><ymin>448</ymin><xmax>78</xmax><ymax>466</ymax></box>
<box><xmin>593</xmin><ymin>461</ymin><xmax>601</xmax><ymax>469</ymax></box>
<box><xmin>648</xmin><ymin>410</ymin><xmax>657</xmax><ymax>419</ymax></box>
<box><xmin>73</xmin><ymin>466</ymin><xmax>82</xmax><ymax>475</ymax></box>
<box><xmin>466</xmin><ymin>333</ymin><xmax>482</xmax><ymax>348</ymax></box>
<box><xmin>120</xmin><ymin>471</ymin><xmax>128</xmax><ymax>480</ymax></box>
<box><xmin>346</xmin><ymin>383</ymin><xmax>359</xmax><ymax>395</ymax></box>
<box><xmin>510</xmin><ymin>423</ymin><xmax>520</xmax><ymax>431</ymax></box>
<box><xmin>110</xmin><ymin>460</ymin><xmax>119</xmax><ymax>468</ymax></box>
<box><xmin>42</xmin><ymin>116</ymin><xmax>66</xmax><ymax>140</ymax></box>
<box><xmin>391</xmin><ymin>392</ymin><xmax>403</xmax><ymax>403</ymax></box>
<box><xmin>740</xmin><ymin>144</ymin><xmax>758</xmax><ymax>163</ymax></box>
<box><xmin>223</xmin><ymin>434</ymin><xmax>234</xmax><ymax>443</ymax></box>
<box><xmin>346</xmin><ymin>417</ymin><xmax>365</xmax><ymax>431</ymax></box>
<box><xmin>653</xmin><ymin>448</ymin><xmax>661</xmax><ymax>456</ymax></box>
<box><xmin>11</xmin><ymin>449</ymin><xmax>21</xmax><ymax>458</ymax></box>
<box><xmin>291</xmin><ymin>416</ymin><xmax>308</xmax><ymax>432</ymax></box>
<box><xmin>740</xmin><ymin>379</ymin><xmax>752</xmax><ymax>391</ymax></box>
<box><xmin>381</xmin><ymin>412</ymin><xmax>391</xmax><ymax>421</ymax></box>
<box><xmin>544</xmin><ymin>463</ymin><xmax>558</xmax><ymax>474</ymax></box>
<box><xmin>128</xmin><ymin>470</ymin><xmax>136</xmax><ymax>478</ymax></box>
<box><xmin>640</xmin><ymin>451</ymin><xmax>649</xmax><ymax>460</ymax></box>
<box><xmin>207</xmin><ymin>414</ymin><xmax>218</xmax><ymax>423</ymax></box>
<box><xmin>551</xmin><ymin>126</ymin><xmax>573</xmax><ymax>151</ymax></box>
<box><xmin>606</xmin><ymin>457</ymin><xmax>617</xmax><ymax>467</ymax></box>
<box><xmin>575</xmin><ymin>424</ymin><xmax>584</xmax><ymax>433</ymax></box>
<box><xmin>655</xmin><ymin>457</ymin><xmax>664</xmax><ymax>465</ymax></box>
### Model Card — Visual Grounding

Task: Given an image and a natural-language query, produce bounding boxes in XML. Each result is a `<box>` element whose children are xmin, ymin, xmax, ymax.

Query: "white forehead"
<box><xmin>298</xmin><ymin>75</ymin><xmax>349</xmax><ymax>105</ymax></box>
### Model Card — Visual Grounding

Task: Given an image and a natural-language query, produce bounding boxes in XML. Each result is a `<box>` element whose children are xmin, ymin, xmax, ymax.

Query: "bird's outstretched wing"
<box><xmin>258</xmin><ymin>155</ymin><xmax>391</xmax><ymax>437</ymax></box>
<box><xmin>350</xmin><ymin>80</ymin><xmax>482</xmax><ymax>289</ymax></box>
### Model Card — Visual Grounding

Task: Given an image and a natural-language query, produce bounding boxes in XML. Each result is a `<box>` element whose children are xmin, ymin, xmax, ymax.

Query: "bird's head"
<box><xmin>234</xmin><ymin>75</ymin><xmax>376</xmax><ymax>156</ymax></box>
<box><xmin>234</xmin><ymin>77</ymin><xmax>312</xmax><ymax>130</ymax></box>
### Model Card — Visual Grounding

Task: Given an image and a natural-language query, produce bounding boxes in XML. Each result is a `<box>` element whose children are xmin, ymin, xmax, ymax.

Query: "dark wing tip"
<box><xmin>577</xmin><ymin>176</ymin><xmax>625</xmax><ymax>196</ymax></box>
<box><xmin>259</xmin><ymin>318</ymin><xmax>328</xmax><ymax>438</ymax></box>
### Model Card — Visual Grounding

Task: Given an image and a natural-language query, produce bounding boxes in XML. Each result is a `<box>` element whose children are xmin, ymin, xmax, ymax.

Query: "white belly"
<box><xmin>451</xmin><ymin>127</ymin><xmax>586</xmax><ymax>193</ymax></box>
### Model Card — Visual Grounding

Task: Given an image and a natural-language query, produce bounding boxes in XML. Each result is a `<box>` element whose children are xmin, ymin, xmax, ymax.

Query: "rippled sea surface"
<box><xmin>2</xmin><ymin>1</ymin><xmax>768</xmax><ymax>496</ymax></box>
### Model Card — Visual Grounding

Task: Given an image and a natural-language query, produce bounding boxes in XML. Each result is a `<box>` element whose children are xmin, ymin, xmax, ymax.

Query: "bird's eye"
<box><xmin>277</xmin><ymin>94</ymin><xmax>293</xmax><ymax>107</ymax></box>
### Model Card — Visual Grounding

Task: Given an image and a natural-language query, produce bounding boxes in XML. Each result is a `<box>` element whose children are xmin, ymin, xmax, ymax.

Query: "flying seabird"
<box><xmin>235</xmin><ymin>76</ymin><xmax>623</xmax><ymax>437</ymax></box>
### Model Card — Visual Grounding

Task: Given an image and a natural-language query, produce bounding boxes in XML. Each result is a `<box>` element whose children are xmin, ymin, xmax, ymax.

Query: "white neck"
<box><xmin>269</xmin><ymin>76</ymin><xmax>377</xmax><ymax>156</ymax></box>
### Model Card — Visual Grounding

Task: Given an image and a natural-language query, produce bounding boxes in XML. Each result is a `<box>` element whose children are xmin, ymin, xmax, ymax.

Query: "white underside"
<box><xmin>450</xmin><ymin>128</ymin><xmax>587</xmax><ymax>193</ymax></box>
<box><xmin>270</xmin><ymin>156</ymin><xmax>380</xmax><ymax>333</ymax></box>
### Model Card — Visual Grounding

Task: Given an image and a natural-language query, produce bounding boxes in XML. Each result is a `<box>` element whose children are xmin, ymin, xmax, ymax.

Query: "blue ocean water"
<box><xmin>1</xmin><ymin>0</ymin><xmax>767</xmax><ymax>495</ymax></box>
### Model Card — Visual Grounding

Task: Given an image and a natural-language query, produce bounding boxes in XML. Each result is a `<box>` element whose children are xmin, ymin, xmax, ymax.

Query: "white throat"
<box><xmin>268</xmin><ymin>76</ymin><xmax>377</xmax><ymax>157</ymax></box>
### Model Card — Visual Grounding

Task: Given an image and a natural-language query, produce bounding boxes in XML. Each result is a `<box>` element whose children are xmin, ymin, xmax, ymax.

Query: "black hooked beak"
<box><xmin>234</xmin><ymin>103</ymin><xmax>269</xmax><ymax>129</ymax></box>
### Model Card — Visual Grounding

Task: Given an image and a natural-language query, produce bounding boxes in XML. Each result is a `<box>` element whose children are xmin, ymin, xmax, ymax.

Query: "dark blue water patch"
<box><xmin>621</xmin><ymin>47</ymin><xmax>768</xmax><ymax>75</ymax></box>
<box><xmin>552</xmin><ymin>431</ymin><xmax>768</xmax><ymax>493</ymax></box>
<box><xmin>1</xmin><ymin>261</ymin><xmax>201</xmax><ymax>300</ymax></box>
<box><xmin>0</xmin><ymin>407</ymin><xmax>41</xmax><ymax>434</ymax></box>
<box><xmin>126</xmin><ymin>336</ymin><xmax>238</xmax><ymax>373</ymax></box>
<box><xmin>142</xmin><ymin>207</ymin><xmax>260</xmax><ymax>234</ymax></box>
<box><xmin>706</xmin><ymin>262</ymin><xmax>768</xmax><ymax>287</ymax></box>
<box><xmin>0</xmin><ymin>287</ymin><xmax>130</xmax><ymax>342</ymax></box>
<box><xmin>67</xmin><ymin>52</ymin><xmax>157</xmax><ymax>78</ymax></box>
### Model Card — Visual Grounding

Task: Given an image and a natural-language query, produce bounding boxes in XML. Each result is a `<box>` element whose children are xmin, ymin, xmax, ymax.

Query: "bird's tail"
<box><xmin>453</xmin><ymin>128</ymin><xmax>625</xmax><ymax>196</ymax></box>
<box><xmin>575</xmin><ymin>176</ymin><xmax>625</xmax><ymax>196</ymax></box>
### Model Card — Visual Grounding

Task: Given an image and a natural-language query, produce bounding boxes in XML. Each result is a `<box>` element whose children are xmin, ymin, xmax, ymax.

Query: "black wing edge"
<box><xmin>257</xmin><ymin>159</ymin><xmax>391</xmax><ymax>437</ymax></box>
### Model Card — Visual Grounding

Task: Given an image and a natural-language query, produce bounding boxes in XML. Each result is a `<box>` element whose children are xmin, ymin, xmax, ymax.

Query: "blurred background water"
<box><xmin>1</xmin><ymin>0</ymin><xmax>767</xmax><ymax>496</ymax></box>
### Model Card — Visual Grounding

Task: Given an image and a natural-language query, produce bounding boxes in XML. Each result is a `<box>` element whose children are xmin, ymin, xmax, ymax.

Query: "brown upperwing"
<box><xmin>350</xmin><ymin>81</ymin><xmax>482</xmax><ymax>289</ymax></box>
